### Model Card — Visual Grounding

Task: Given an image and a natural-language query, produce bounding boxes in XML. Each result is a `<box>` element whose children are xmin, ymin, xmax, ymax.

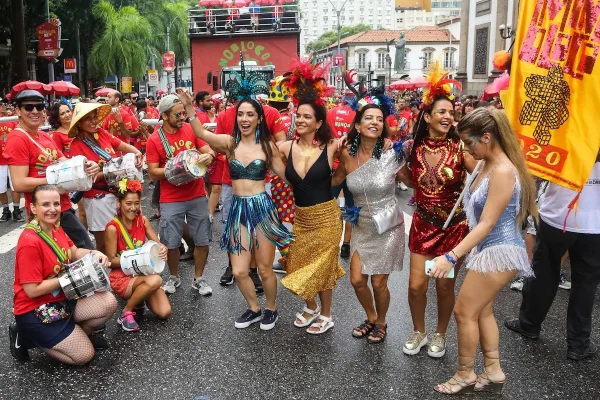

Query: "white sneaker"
<box><xmin>163</xmin><ymin>275</ymin><xmax>181</xmax><ymax>294</ymax></box>
<box><xmin>398</xmin><ymin>182</ymin><xmax>408</xmax><ymax>191</ymax></box>
<box><xmin>510</xmin><ymin>277</ymin><xmax>524</xmax><ymax>291</ymax></box>
<box><xmin>192</xmin><ymin>277</ymin><xmax>213</xmax><ymax>296</ymax></box>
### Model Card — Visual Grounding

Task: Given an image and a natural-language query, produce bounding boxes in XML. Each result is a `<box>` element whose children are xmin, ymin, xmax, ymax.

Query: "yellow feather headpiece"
<box><xmin>422</xmin><ymin>60</ymin><xmax>462</xmax><ymax>108</ymax></box>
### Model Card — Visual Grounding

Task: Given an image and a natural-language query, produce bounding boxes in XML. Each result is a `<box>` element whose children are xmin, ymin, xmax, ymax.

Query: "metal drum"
<box><xmin>46</xmin><ymin>155</ymin><xmax>93</xmax><ymax>192</ymax></box>
<box><xmin>164</xmin><ymin>149</ymin><xmax>206</xmax><ymax>186</ymax></box>
<box><xmin>103</xmin><ymin>152</ymin><xmax>143</xmax><ymax>187</ymax></box>
<box><xmin>58</xmin><ymin>253</ymin><xmax>110</xmax><ymax>300</ymax></box>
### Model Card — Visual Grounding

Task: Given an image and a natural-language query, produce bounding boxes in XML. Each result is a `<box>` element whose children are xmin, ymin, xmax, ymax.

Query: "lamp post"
<box><xmin>165</xmin><ymin>6</ymin><xmax>195</xmax><ymax>92</ymax></box>
<box><xmin>328</xmin><ymin>0</ymin><xmax>349</xmax><ymax>88</ymax></box>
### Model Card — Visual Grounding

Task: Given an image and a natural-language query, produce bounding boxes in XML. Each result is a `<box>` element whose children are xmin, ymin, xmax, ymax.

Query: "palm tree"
<box><xmin>88</xmin><ymin>0</ymin><xmax>152</xmax><ymax>81</ymax></box>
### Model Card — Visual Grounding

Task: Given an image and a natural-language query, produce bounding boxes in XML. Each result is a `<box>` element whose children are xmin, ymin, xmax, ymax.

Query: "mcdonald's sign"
<box><xmin>64</xmin><ymin>58</ymin><xmax>76</xmax><ymax>74</ymax></box>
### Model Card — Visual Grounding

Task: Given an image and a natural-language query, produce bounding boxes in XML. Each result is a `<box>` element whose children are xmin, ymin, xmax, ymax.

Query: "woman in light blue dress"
<box><xmin>429</xmin><ymin>108</ymin><xmax>538</xmax><ymax>395</ymax></box>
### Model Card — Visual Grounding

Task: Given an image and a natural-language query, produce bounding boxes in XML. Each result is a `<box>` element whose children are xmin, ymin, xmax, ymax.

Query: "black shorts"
<box><xmin>15</xmin><ymin>299</ymin><xmax>77</xmax><ymax>349</ymax></box>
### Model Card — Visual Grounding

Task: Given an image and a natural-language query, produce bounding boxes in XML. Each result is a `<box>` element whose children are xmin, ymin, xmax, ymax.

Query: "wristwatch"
<box><xmin>188</xmin><ymin>114</ymin><xmax>197</xmax><ymax>123</ymax></box>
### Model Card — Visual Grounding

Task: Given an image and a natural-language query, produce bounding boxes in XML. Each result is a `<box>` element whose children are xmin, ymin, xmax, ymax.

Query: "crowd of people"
<box><xmin>1</xmin><ymin>57</ymin><xmax>598</xmax><ymax>395</ymax></box>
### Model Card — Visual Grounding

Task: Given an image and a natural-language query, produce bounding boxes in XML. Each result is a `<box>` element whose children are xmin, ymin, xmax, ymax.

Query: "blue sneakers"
<box><xmin>260</xmin><ymin>309</ymin><xmax>279</xmax><ymax>331</ymax></box>
<box><xmin>234</xmin><ymin>309</ymin><xmax>262</xmax><ymax>329</ymax></box>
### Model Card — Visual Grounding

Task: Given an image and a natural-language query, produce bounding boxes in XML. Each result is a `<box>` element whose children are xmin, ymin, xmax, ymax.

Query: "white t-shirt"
<box><xmin>540</xmin><ymin>162</ymin><xmax>600</xmax><ymax>234</ymax></box>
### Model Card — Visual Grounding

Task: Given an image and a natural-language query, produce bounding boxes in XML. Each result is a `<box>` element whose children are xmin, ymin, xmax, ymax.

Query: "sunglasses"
<box><xmin>174</xmin><ymin>111</ymin><xmax>187</xmax><ymax>119</ymax></box>
<box><xmin>22</xmin><ymin>104</ymin><xmax>45</xmax><ymax>112</ymax></box>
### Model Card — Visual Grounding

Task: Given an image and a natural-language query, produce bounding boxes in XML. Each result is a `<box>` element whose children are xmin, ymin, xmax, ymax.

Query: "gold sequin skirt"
<box><xmin>281</xmin><ymin>199</ymin><xmax>345</xmax><ymax>300</ymax></box>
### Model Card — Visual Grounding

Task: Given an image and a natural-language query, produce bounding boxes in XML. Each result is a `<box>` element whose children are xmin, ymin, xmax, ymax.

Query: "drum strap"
<box><xmin>158</xmin><ymin>127</ymin><xmax>174</xmax><ymax>159</ymax></box>
<box><xmin>79</xmin><ymin>137</ymin><xmax>113</xmax><ymax>162</ymax></box>
<box><xmin>112</xmin><ymin>217</ymin><xmax>136</xmax><ymax>250</ymax></box>
<box><xmin>25</xmin><ymin>224</ymin><xmax>69</xmax><ymax>264</ymax></box>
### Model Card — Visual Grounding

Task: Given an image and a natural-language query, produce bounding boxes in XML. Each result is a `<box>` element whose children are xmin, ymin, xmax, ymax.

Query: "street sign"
<box><xmin>104</xmin><ymin>76</ymin><xmax>118</xmax><ymax>84</ymax></box>
<box><xmin>121</xmin><ymin>77</ymin><xmax>132</xmax><ymax>93</ymax></box>
<box><xmin>64</xmin><ymin>58</ymin><xmax>76</xmax><ymax>73</ymax></box>
<box><xmin>148</xmin><ymin>70</ymin><xmax>159</xmax><ymax>86</ymax></box>
<box><xmin>163</xmin><ymin>51</ymin><xmax>175</xmax><ymax>73</ymax></box>
<box><xmin>36</xmin><ymin>21</ymin><xmax>60</xmax><ymax>61</ymax></box>
<box><xmin>63</xmin><ymin>75</ymin><xmax>72</xmax><ymax>82</ymax></box>
<box><xmin>336</xmin><ymin>76</ymin><xmax>342</xmax><ymax>82</ymax></box>
<box><xmin>139</xmin><ymin>82</ymin><xmax>147</xmax><ymax>97</ymax></box>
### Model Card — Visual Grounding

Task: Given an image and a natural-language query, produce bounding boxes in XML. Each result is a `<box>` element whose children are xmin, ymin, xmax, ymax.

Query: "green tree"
<box><xmin>306</xmin><ymin>24</ymin><xmax>372</xmax><ymax>55</ymax></box>
<box><xmin>88</xmin><ymin>0</ymin><xmax>152</xmax><ymax>81</ymax></box>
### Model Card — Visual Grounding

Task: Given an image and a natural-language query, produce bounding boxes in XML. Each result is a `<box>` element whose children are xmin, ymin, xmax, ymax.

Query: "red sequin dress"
<box><xmin>408</xmin><ymin>136</ymin><xmax>468</xmax><ymax>255</ymax></box>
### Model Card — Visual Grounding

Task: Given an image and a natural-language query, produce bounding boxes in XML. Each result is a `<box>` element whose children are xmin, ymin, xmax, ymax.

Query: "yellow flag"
<box><xmin>504</xmin><ymin>0</ymin><xmax>600</xmax><ymax>191</ymax></box>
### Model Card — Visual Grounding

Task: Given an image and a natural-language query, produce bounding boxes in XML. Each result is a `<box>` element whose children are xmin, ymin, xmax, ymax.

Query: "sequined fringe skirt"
<box><xmin>281</xmin><ymin>199</ymin><xmax>345</xmax><ymax>300</ymax></box>
<box><xmin>220</xmin><ymin>192</ymin><xmax>294</xmax><ymax>255</ymax></box>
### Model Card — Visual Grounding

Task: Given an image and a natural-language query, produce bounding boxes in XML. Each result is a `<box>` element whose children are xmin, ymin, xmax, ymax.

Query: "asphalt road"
<box><xmin>0</xmin><ymin>186</ymin><xmax>597</xmax><ymax>400</ymax></box>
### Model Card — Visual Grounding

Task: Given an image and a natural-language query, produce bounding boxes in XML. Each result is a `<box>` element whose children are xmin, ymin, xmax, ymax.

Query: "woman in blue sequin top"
<box><xmin>429</xmin><ymin>108</ymin><xmax>538</xmax><ymax>395</ymax></box>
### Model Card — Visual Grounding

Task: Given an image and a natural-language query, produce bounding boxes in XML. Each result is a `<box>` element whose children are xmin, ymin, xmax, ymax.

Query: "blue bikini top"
<box><xmin>229</xmin><ymin>159</ymin><xmax>267</xmax><ymax>181</ymax></box>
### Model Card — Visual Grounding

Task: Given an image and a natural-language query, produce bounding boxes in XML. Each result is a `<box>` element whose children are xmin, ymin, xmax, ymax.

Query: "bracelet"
<box><xmin>450</xmin><ymin>250</ymin><xmax>459</xmax><ymax>260</ymax></box>
<box><xmin>444</xmin><ymin>253</ymin><xmax>457</xmax><ymax>265</ymax></box>
<box><xmin>188</xmin><ymin>114</ymin><xmax>197</xmax><ymax>123</ymax></box>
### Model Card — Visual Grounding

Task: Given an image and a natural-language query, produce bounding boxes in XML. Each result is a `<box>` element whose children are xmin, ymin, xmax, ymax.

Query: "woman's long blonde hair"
<box><xmin>457</xmin><ymin>107</ymin><xmax>538</xmax><ymax>225</ymax></box>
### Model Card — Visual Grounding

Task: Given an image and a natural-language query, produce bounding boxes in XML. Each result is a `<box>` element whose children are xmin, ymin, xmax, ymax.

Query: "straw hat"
<box><xmin>68</xmin><ymin>102</ymin><xmax>112</xmax><ymax>137</ymax></box>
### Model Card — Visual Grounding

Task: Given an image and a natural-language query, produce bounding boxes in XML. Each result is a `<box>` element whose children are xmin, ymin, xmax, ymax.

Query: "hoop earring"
<box><xmin>255</xmin><ymin>127</ymin><xmax>260</xmax><ymax>144</ymax></box>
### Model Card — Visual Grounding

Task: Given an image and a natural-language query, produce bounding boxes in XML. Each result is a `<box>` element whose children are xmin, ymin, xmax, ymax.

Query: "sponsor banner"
<box><xmin>36</xmin><ymin>22</ymin><xmax>60</xmax><ymax>61</ymax></box>
<box><xmin>163</xmin><ymin>51</ymin><xmax>176</xmax><ymax>73</ymax></box>
<box><xmin>148</xmin><ymin>70</ymin><xmax>159</xmax><ymax>86</ymax></box>
<box><xmin>191</xmin><ymin>35</ymin><xmax>299</xmax><ymax>92</ymax></box>
<box><xmin>504</xmin><ymin>0</ymin><xmax>600</xmax><ymax>191</ymax></box>
<box><xmin>121</xmin><ymin>77</ymin><xmax>133</xmax><ymax>94</ymax></box>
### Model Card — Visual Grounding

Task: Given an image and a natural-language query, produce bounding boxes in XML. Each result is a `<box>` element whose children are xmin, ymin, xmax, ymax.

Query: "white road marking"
<box><xmin>0</xmin><ymin>223</ymin><xmax>26</xmax><ymax>254</ymax></box>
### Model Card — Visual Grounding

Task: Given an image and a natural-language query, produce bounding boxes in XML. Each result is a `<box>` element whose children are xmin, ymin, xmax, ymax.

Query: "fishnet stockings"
<box><xmin>73</xmin><ymin>292</ymin><xmax>117</xmax><ymax>334</ymax></box>
<box><xmin>40</xmin><ymin>292</ymin><xmax>117</xmax><ymax>366</ymax></box>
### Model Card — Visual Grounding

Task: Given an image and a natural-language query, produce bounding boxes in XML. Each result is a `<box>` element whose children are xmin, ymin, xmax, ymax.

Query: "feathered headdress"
<box><xmin>422</xmin><ymin>60</ymin><xmax>462</xmax><ymax>108</ymax></box>
<box><xmin>343</xmin><ymin>70</ymin><xmax>396</xmax><ymax>118</ymax></box>
<box><xmin>281</xmin><ymin>58</ymin><xmax>329</xmax><ymax>106</ymax></box>
<box><xmin>224</xmin><ymin>52</ymin><xmax>270</xmax><ymax>104</ymax></box>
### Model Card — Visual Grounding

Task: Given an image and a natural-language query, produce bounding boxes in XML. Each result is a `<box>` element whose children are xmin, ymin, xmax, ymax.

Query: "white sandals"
<box><xmin>306</xmin><ymin>315</ymin><xmax>334</xmax><ymax>335</ymax></box>
<box><xmin>294</xmin><ymin>306</ymin><xmax>321</xmax><ymax>328</ymax></box>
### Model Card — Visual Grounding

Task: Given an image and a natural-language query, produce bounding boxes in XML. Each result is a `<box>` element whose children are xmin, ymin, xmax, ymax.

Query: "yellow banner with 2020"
<box><xmin>504</xmin><ymin>0</ymin><xmax>600</xmax><ymax>191</ymax></box>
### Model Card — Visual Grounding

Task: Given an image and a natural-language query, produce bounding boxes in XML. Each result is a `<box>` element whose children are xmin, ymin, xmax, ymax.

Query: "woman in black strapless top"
<box><xmin>278</xmin><ymin>101</ymin><xmax>345</xmax><ymax>335</ymax></box>
<box><xmin>181</xmin><ymin>92</ymin><xmax>292</xmax><ymax>331</ymax></box>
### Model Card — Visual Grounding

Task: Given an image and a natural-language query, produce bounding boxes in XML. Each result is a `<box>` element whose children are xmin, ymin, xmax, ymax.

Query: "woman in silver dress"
<box><xmin>333</xmin><ymin>103</ymin><xmax>410</xmax><ymax>344</ymax></box>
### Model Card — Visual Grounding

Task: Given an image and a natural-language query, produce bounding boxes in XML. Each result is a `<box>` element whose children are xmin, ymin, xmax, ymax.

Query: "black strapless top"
<box><xmin>285</xmin><ymin>141</ymin><xmax>333</xmax><ymax>207</ymax></box>
<box><xmin>229</xmin><ymin>159</ymin><xmax>267</xmax><ymax>181</ymax></box>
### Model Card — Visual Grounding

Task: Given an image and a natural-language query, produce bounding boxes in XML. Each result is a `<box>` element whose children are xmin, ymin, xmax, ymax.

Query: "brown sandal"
<box><xmin>352</xmin><ymin>320</ymin><xmax>375</xmax><ymax>338</ymax></box>
<box><xmin>367</xmin><ymin>324</ymin><xmax>387</xmax><ymax>344</ymax></box>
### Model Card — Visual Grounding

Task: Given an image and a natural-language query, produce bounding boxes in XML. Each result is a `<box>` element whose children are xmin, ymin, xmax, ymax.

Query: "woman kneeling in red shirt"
<box><xmin>10</xmin><ymin>184</ymin><xmax>117</xmax><ymax>365</ymax></box>
<box><xmin>104</xmin><ymin>178</ymin><xmax>171</xmax><ymax>332</ymax></box>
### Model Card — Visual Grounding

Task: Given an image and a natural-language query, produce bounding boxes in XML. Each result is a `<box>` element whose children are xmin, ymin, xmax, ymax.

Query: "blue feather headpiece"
<box><xmin>343</xmin><ymin>72</ymin><xmax>396</xmax><ymax>118</ymax></box>
<box><xmin>224</xmin><ymin>52</ymin><xmax>270</xmax><ymax>104</ymax></box>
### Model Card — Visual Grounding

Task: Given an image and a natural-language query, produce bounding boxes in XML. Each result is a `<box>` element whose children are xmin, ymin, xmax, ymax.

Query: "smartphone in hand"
<box><xmin>425</xmin><ymin>260</ymin><xmax>455</xmax><ymax>279</ymax></box>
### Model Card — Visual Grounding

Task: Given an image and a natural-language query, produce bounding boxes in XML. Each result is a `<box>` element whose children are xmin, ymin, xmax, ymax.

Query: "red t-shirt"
<box><xmin>0</xmin><ymin>121</ymin><xmax>18</xmax><ymax>165</ymax></box>
<box><xmin>195</xmin><ymin>109</ymin><xmax>212</xmax><ymax>124</ymax></box>
<box><xmin>3</xmin><ymin>128</ymin><xmax>71</xmax><ymax>212</ymax></box>
<box><xmin>146</xmin><ymin>107</ymin><xmax>159</xmax><ymax>120</ymax></box>
<box><xmin>13</xmin><ymin>227</ymin><xmax>73</xmax><ymax>315</ymax></box>
<box><xmin>398</xmin><ymin>109</ymin><xmax>412</xmax><ymax>137</ymax></box>
<box><xmin>69</xmin><ymin>128</ymin><xmax>124</xmax><ymax>198</ymax></box>
<box><xmin>106</xmin><ymin>215</ymin><xmax>146</xmax><ymax>257</ymax></box>
<box><xmin>50</xmin><ymin>131</ymin><xmax>74</xmax><ymax>158</ymax></box>
<box><xmin>102</xmin><ymin>106</ymin><xmax>140</xmax><ymax>146</ymax></box>
<box><xmin>327</xmin><ymin>104</ymin><xmax>355</xmax><ymax>139</ymax></box>
<box><xmin>146</xmin><ymin>123</ymin><xmax>209</xmax><ymax>203</ymax></box>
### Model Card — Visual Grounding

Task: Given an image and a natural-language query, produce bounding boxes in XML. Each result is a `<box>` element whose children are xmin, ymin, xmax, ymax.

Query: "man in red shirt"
<box><xmin>102</xmin><ymin>90</ymin><xmax>145</xmax><ymax>151</ymax></box>
<box><xmin>4</xmin><ymin>90</ymin><xmax>98</xmax><ymax>249</ymax></box>
<box><xmin>146</xmin><ymin>94</ymin><xmax>216</xmax><ymax>295</ymax></box>
<box><xmin>327</xmin><ymin>101</ymin><xmax>356</xmax><ymax>258</ymax></box>
<box><xmin>0</xmin><ymin>108</ymin><xmax>22</xmax><ymax>222</ymax></box>
<box><xmin>194</xmin><ymin>91</ymin><xmax>214</xmax><ymax>124</ymax></box>
<box><xmin>396</xmin><ymin>98</ymin><xmax>413</xmax><ymax>140</ymax></box>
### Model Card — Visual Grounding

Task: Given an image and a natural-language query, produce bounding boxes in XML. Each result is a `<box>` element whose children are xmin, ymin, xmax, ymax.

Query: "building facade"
<box><xmin>300</xmin><ymin>0</ymin><xmax>396</xmax><ymax>55</ymax></box>
<box><xmin>314</xmin><ymin>27</ymin><xmax>458</xmax><ymax>87</ymax></box>
<box><xmin>394</xmin><ymin>8</ymin><xmax>437</xmax><ymax>30</ymax></box>
<box><xmin>456</xmin><ymin>0</ymin><xmax>519</xmax><ymax>95</ymax></box>
<box><xmin>430</xmin><ymin>1</ymin><xmax>461</xmax><ymax>18</ymax></box>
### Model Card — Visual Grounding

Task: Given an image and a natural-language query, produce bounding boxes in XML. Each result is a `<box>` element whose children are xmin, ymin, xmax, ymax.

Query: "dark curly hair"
<box><xmin>48</xmin><ymin>103</ymin><xmax>71</xmax><ymax>129</ymax></box>
<box><xmin>347</xmin><ymin>104</ymin><xmax>389</xmax><ymax>158</ymax></box>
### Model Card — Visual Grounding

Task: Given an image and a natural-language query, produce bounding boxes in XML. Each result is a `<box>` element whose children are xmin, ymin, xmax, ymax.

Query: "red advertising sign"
<box><xmin>163</xmin><ymin>51</ymin><xmax>176</xmax><ymax>73</ymax></box>
<box><xmin>191</xmin><ymin>35</ymin><xmax>300</xmax><ymax>93</ymax></box>
<box><xmin>64</xmin><ymin>58</ymin><xmax>76</xmax><ymax>74</ymax></box>
<box><xmin>334</xmin><ymin>53</ymin><xmax>344</xmax><ymax>67</ymax></box>
<box><xmin>36</xmin><ymin>22</ymin><xmax>60</xmax><ymax>61</ymax></box>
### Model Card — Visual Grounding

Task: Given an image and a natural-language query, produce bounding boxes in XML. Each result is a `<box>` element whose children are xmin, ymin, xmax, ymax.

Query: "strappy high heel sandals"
<box><xmin>475</xmin><ymin>349</ymin><xmax>506</xmax><ymax>393</ymax></box>
<box><xmin>434</xmin><ymin>356</ymin><xmax>477</xmax><ymax>395</ymax></box>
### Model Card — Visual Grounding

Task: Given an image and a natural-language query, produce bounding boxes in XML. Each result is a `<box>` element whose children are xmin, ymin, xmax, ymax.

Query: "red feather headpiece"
<box><xmin>422</xmin><ymin>60</ymin><xmax>462</xmax><ymax>108</ymax></box>
<box><xmin>281</xmin><ymin>58</ymin><xmax>329</xmax><ymax>106</ymax></box>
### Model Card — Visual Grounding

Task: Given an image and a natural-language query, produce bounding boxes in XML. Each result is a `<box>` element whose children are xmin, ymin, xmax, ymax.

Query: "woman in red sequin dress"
<box><xmin>400</xmin><ymin>95</ymin><xmax>477</xmax><ymax>359</ymax></box>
